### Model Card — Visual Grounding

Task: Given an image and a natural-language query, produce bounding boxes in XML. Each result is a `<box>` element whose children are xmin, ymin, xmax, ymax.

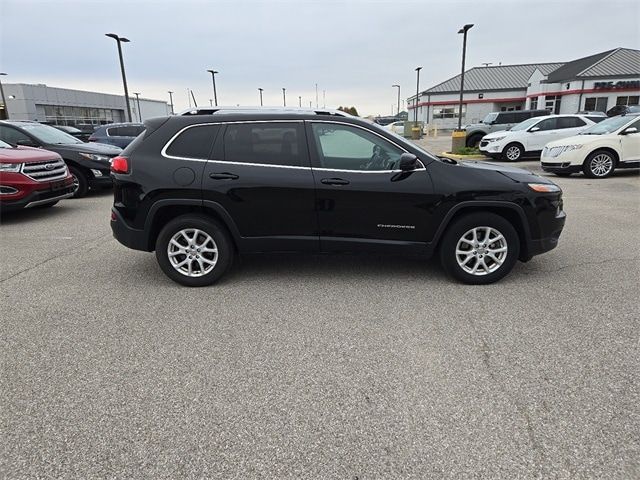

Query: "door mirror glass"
<box><xmin>399</xmin><ymin>153</ymin><xmax>418</xmax><ymax>171</ymax></box>
<box><xmin>529</xmin><ymin>126</ymin><xmax>540</xmax><ymax>132</ymax></box>
<box><xmin>621</xmin><ymin>126</ymin><xmax>638</xmax><ymax>135</ymax></box>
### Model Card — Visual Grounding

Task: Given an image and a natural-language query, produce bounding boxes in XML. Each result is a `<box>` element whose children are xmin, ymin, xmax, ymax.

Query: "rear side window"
<box><xmin>165</xmin><ymin>124</ymin><xmax>221</xmax><ymax>159</ymax></box>
<box><xmin>497</xmin><ymin>113</ymin><xmax>515</xmax><ymax>124</ymax></box>
<box><xmin>108</xmin><ymin>126</ymin><xmax>145</xmax><ymax>137</ymax></box>
<box><xmin>557</xmin><ymin>117</ymin><xmax>586</xmax><ymax>128</ymax></box>
<box><xmin>223</xmin><ymin>122</ymin><xmax>306</xmax><ymax>167</ymax></box>
<box><xmin>586</xmin><ymin>116</ymin><xmax>606</xmax><ymax>124</ymax></box>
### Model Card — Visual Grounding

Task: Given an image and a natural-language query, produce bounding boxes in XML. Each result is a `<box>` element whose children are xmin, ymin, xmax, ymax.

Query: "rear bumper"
<box><xmin>111</xmin><ymin>207</ymin><xmax>150</xmax><ymax>251</ymax></box>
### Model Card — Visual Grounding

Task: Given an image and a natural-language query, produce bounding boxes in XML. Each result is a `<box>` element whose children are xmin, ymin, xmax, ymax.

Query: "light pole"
<box><xmin>315</xmin><ymin>83</ymin><xmax>318</xmax><ymax>108</ymax></box>
<box><xmin>299</xmin><ymin>96</ymin><xmax>302</xmax><ymax>107</ymax></box>
<box><xmin>105</xmin><ymin>33</ymin><xmax>132</xmax><ymax>122</ymax></box>
<box><xmin>282</xmin><ymin>88</ymin><xmax>286</xmax><ymax>107</ymax></box>
<box><xmin>209</xmin><ymin>99</ymin><xmax>213</xmax><ymax>106</ymax></box>
<box><xmin>206</xmin><ymin>69</ymin><xmax>218</xmax><ymax>106</ymax></box>
<box><xmin>167</xmin><ymin>91</ymin><xmax>174</xmax><ymax>114</ymax></box>
<box><xmin>133</xmin><ymin>92</ymin><xmax>142</xmax><ymax>122</ymax></box>
<box><xmin>457</xmin><ymin>24</ymin><xmax>474</xmax><ymax>129</ymax></box>
<box><xmin>392</xmin><ymin>84</ymin><xmax>400</xmax><ymax>117</ymax></box>
<box><xmin>0</xmin><ymin>73</ymin><xmax>9</xmax><ymax>119</ymax></box>
<box><xmin>323</xmin><ymin>90</ymin><xmax>326</xmax><ymax>108</ymax></box>
<box><xmin>414</xmin><ymin>67</ymin><xmax>422</xmax><ymax>123</ymax></box>
<box><xmin>258</xmin><ymin>88</ymin><xmax>263</xmax><ymax>106</ymax></box>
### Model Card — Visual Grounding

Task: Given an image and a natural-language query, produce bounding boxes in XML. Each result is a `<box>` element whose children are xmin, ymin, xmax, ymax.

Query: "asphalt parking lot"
<box><xmin>1</xmin><ymin>153</ymin><xmax>639</xmax><ymax>479</ymax></box>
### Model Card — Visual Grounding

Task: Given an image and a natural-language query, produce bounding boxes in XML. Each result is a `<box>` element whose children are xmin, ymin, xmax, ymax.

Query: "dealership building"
<box><xmin>409</xmin><ymin>47</ymin><xmax>640</xmax><ymax>129</ymax></box>
<box><xmin>0</xmin><ymin>83</ymin><xmax>171</xmax><ymax>126</ymax></box>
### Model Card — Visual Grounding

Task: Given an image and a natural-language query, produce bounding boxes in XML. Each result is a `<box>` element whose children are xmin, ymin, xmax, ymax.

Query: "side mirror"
<box><xmin>399</xmin><ymin>153</ymin><xmax>418</xmax><ymax>171</ymax></box>
<box><xmin>621</xmin><ymin>127</ymin><xmax>638</xmax><ymax>135</ymax></box>
<box><xmin>16</xmin><ymin>139</ymin><xmax>37</xmax><ymax>147</ymax></box>
<box><xmin>529</xmin><ymin>126</ymin><xmax>540</xmax><ymax>132</ymax></box>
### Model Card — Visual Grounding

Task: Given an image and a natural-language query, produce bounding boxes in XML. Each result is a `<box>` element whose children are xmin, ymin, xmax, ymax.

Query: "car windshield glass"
<box><xmin>510</xmin><ymin>117</ymin><xmax>541</xmax><ymax>131</ymax></box>
<box><xmin>19</xmin><ymin>124</ymin><xmax>83</xmax><ymax>144</ymax></box>
<box><xmin>580</xmin><ymin>115</ymin><xmax>636</xmax><ymax>135</ymax></box>
<box><xmin>482</xmin><ymin>113</ymin><xmax>498</xmax><ymax>124</ymax></box>
<box><xmin>0</xmin><ymin>139</ymin><xmax>12</xmax><ymax>148</ymax></box>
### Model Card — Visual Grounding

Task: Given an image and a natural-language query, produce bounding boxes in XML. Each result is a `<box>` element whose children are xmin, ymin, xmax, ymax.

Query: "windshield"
<box><xmin>0</xmin><ymin>139</ymin><xmax>12</xmax><ymax>148</ymax></box>
<box><xmin>19</xmin><ymin>124</ymin><xmax>83</xmax><ymax>144</ymax></box>
<box><xmin>580</xmin><ymin>115</ymin><xmax>637</xmax><ymax>135</ymax></box>
<box><xmin>482</xmin><ymin>113</ymin><xmax>498</xmax><ymax>124</ymax></box>
<box><xmin>510</xmin><ymin>117</ymin><xmax>541</xmax><ymax>131</ymax></box>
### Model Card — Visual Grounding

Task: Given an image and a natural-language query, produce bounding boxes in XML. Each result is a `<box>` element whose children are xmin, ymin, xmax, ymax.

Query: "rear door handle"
<box><xmin>321</xmin><ymin>177</ymin><xmax>350</xmax><ymax>186</ymax></box>
<box><xmin>209</xmin><ymin>172</ymin><xmax>239</xmax><ymax>180</ymax></box>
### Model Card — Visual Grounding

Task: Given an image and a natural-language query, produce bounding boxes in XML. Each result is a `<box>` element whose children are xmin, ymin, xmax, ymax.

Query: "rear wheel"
<box><xmin>466</xmin><ymin>133</ymin><xmax>483</xmax><ymax>148</ymax></box>
<box><xmin>439</xmin><ymin>212</ymin><xmax>520</xmax><ymax>285</ymax></box>
<box><xmin>583</xmin><ymin>150</ymin><xmax>616</xmax><ymax>178</ymax></box>
<box><xmin>155</xmin><ymin>215</ymin><xmax>233</xmax><ymax>287</ymax></box>
<box><xmin>503</xmin><ymin>143</ymin><xmax>524</xmax><ymax>162</ymax></box>
<box><xmin>69</xmin><ymin>166</ymin><xmax>89</xmax><ymax>198</ymax></box>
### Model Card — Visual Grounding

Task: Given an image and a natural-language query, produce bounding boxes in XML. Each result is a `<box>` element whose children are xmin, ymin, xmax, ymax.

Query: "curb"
<box><xmin>440</xmin><ymin>151</ymin><xmax>488</xmax><ymax>160</ymax></box>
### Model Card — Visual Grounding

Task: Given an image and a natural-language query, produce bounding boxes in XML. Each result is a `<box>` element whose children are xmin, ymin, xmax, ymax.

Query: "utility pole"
<box><xmin>206</xmin><ymin>69</ymin><xmax>219</xmax><ymax>106</ymax></box>
<box><xmin>133</xmin><ymin>92</ymin><xmax>142</xmax><ymax>122</ymax></box>
<box><xmin>167</xmin><ymin>91</ymin><xmax>174</xmax><ymax>114</ymax></box>
<box><xmin>457</xmin><ymin>24</ymin><xmax>474</xmax><ymax>129</ymax></box>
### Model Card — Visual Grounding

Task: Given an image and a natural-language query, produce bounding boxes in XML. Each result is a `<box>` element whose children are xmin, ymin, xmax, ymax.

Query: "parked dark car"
<box><xmin>464</xmin><ymin>110</ymin><xmax>551</xmax><ymax>147</ymax></box>
<box><xmin>110</xmin><ymin>109</ymin><xmax>566</xmax><ymax>286</ymax></box>
<box><xmin>0</xmin><ymin>139</ymin><xmax>75</xmax><ymax>212</ymax></box>
<box><xmin>88</xmin><ymin>123</ymin><xmax>145</xmax><ymax>148</ymax></box>
<box><xmin>606</xmin><ymin>104</ymin><xmax>640</xmax><ymax>117</ymax></box>
<box><xmin>51</xmin><ymin>125</ymin><xmax>92</xmax><ymax>142</ymax></box>
<box><xmin>0</xmin><ymin>121</ymin><xmax>121</xmax><ymax>197</ymax></box>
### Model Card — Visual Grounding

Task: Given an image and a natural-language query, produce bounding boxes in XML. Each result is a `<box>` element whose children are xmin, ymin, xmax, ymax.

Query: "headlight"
<box><xmin>485</xmin><ymin>136</ymin><xmax>506</xmax><ymax>143</ymax></box>
<box><xmin>528</xmin><ymin>183</ymin><xmax>561</xmax><ymax>193</ymax></box>
<box><xmin>544</xmin><ymin>144</ymin><xmax>584</xmax><ymax>158</ymax></box>
<box><xmin>0</xmin><ymin>163</ymin><xmax>22</xmax><ymax>172</ymax></box>
<box><xmin>79</xmin><ymin>153</ymin><xmax>111</xmax><ymax>162</ymax></box>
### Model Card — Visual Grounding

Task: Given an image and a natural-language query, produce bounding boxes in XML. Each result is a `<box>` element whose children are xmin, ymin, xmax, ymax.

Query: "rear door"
<box><xmin>307</xmin><ymin>121</ymin><xmax>435</xmax><ymax>253</ymax></box>
<box><xmin>201</xmin><ymin>121</ymin><xmax>318</xmax><ymax>252</ymax></box>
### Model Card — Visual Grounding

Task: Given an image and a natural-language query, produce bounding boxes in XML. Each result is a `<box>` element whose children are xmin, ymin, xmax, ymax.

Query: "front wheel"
<box><xmin>439</xmin><ymin>213</ymin><xmax>520</xmax><ymax>285</ymax></box>
<box><xmin>155</xmin><ymin>215</ymin><xmax>233</xmax><ymax>287</ymax></box>
<box><xmin>69</xmin><ymin>166</ymin><xmax>89</xmax><ymax>198</ymax></box>
<box><xmin>583</xmin><ymin>150</ymin><xmax>616</xmax><ymax>178</ymax></box>
<box><xmin>503</xmin><ymin>143</ymin><xmax>524</xmax><ymax>162</ymax></box>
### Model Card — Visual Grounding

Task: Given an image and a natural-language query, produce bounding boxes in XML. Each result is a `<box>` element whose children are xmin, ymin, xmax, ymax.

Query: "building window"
<box><xmin>432</xmin><ymin>105</ymin><xmax>465</xmax><ymax>119</ymax></box>
<box><xmin>584</xmin><ymin>97</ymin><xmax>608</xmax><ymax>112</ymax></box>
<box><xmin>545</xmin><ymin>95</ymin><xmax>562</xmax><ymax>114</ymax></box>
<box><xmin>616</xmin><ymin>96</ymin><xmax>639</xmax><ymax>106</ymax></box>
<box><xmin>530</xmin><ymin>97</ymin><xmax>538</xmax><ymax>110</ymax></box>
<box><xmin>41</xmin><ymin>104</ymin><xmax>125</xmax><ymax>127</ymax></box>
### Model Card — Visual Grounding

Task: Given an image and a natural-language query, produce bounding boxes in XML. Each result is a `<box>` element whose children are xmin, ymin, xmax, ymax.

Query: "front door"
<box><xmin>307</xmin><ymin>121</ymin><xmax>434</xmax><ymax>253</ymax></box>
<box><xmin>201</xmin><ymin>121</ymin><xmax>318</xmax><ymax>252</ymax></box>
<box><xmin>620</xmin><ymin>119</ymin><xmax>640</xmax><ymax>163</ymax></box>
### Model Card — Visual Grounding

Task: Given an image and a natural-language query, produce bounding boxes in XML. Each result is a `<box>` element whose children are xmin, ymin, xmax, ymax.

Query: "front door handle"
<box><xmin>209</xmin><ymin>172</ymin><xmax>239</xmax><ymax>180</ymax></box>
<box><xmin>321</xmin><ymin>177</ymin><xmax>350</xmax><ymax>186</ymax></box>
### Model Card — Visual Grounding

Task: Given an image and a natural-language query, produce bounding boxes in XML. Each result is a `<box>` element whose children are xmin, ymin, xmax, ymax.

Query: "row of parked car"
<box><xmin>475</xmin><ymin>112</ymin><xmax>640</xmax><ymax>178</ymax></box>
<box><xmin>0</xmin><ymin>121</ymin><xmax>144</xmax><ymax>212</ymax></box>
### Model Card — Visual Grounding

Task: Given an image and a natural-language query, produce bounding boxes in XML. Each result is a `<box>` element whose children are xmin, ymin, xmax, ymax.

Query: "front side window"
<box><xmin>535</xmin><ymin>117</ymin><xmax>558</xmax><ymax>131</ymax></box>
<box><xmin>165</xmin><ymin>124</ymin><xmax>221</xmax><ymax>159</ymax></box>
<box><xmin>311</xmin><ymin>123</ymin><xmax>403</xmax><ymax>171</ymax></box>
<box><xmin>18</xmin><ymin>123</ymin><xmax>82</xmax><ymax>145</ymax></box>
<box><xmin>0</xmin><ymin>126</ymin><xmax>33</xmax><ymax>145</ymax></box>
<box><xmin>223</xmin><ymin>122</ymin><xmax>306</xmax><ymax>167</ymax></box>
<box><xmin>509</xmin><ymin>117</ymin><xmax>541</xmax><ymax>131</ymax></box>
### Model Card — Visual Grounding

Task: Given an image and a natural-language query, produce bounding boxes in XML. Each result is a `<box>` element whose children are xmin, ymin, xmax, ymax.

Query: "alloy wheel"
<box><xmin>506</xmin><ymin>146</ymin><xmax>521</xmax><ymax>161</ymax></box>
<box><xmin>455</xmin><ymin>226</ymin><xmax>508</xmax><ymax>276</ymax></box>
<box><xmin>167</xmin><ymin>228</ymin><xmax>218</xmax><ymax>277</ymax></box>
<box><xmin>589</xmin><ymin>153</ymin><xmax>613</xmax><ymax>177</ymax></box>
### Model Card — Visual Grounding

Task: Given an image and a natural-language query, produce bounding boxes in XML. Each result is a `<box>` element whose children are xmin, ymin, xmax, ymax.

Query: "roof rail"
<box><xmin>177</xmin><ymin>106</ymin><xmax>350</xmax><ymax>117</ymax></box>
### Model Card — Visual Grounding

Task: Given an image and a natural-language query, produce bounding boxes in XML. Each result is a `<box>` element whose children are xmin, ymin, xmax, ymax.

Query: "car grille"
<box><xmin>21</xmin><ymin>158</ymin><xmax>68</xmax><ymax>182</ymax></box>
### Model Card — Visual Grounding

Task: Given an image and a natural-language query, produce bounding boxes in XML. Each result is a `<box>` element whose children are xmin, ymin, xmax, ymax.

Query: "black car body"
<box><xmin>0</xmin><ymin>121</ymin><xmax>122</xmax><ymax>197</ymax></box>
<box><xmin>51</xmin><ymin>124</ymin><xmax>92</xmax><ymax>142</ymax></box>
<box><xmin>88</xmin><ymin>123</ymin><xmax>146</xmax><ymax>148</ymax></box>
<box><xmin>110</xmin><ymin>110</ymin><xmax>566</xmax><ymax>285</ymax></box>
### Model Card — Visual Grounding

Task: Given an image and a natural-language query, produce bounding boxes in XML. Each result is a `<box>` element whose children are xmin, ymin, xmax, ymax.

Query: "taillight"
<box><xmin>111</xmin><ymin>156</ymin><xmax>129</xmax><ymax>174</ymax></box>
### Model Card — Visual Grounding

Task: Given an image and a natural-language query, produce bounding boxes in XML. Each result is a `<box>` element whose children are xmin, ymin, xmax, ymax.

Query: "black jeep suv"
<box><xmin>110</xmin><ymin>109</ymin><xmax>566</xmax><ymax>286</ymax></box>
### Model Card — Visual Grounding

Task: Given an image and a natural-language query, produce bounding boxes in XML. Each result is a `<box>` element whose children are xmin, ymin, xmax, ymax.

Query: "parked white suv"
<box><xmin>541</xmin><ymin>114</ymin><xmax>640</xmax><ymax>178</ymax></box>
<box><xmin>479</xmin><ymin>115</ymin><xmax>597</xmax><ymax>161</ymax></box>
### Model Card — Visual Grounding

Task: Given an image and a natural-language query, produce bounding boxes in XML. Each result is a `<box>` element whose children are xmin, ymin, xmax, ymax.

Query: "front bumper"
<box><xmin>111</xmin><ymin>207</ymin><xmax>150</xmax><ymax>251</ymax></box>
<box><xmin>540</xmin><ymin>161</ymin><xmax>583</xmax><ymax>174</ymax></box>
<box><xmin>0</xmin><ymin>177</ymin><xmax>75</xmax><ymax>211</ymax></box>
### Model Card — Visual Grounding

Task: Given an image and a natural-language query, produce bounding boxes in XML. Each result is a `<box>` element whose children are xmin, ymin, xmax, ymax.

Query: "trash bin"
<box><xmin>411</xmin><ymin>126</ymin><xmax>421</xmax><ymax>140</ymax></box>
<box><xmin>451</xmin><ymin>129</ymin><xmax>466</xmax><ymax>153</ymax></box>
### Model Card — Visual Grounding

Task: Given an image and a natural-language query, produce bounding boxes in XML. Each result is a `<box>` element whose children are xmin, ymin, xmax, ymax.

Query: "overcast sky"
<box><xmin>1</xmin><ymin>0</ymin><xmax>638</xmax><ymax>116</ymax></box>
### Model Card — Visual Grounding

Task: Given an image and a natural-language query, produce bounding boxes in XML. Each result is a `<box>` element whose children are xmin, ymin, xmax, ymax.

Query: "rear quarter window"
<box><xmin>164</xmin><ymin>124</ymin><xmax>221</xmax><ymax>159</ymax></box>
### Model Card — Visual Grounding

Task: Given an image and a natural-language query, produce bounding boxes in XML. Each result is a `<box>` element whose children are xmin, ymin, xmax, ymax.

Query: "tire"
<box><xmin>466</xmin><ymin>133</ymin><xmax>483</xmax><ymax>148</ymax></box>
<box><xmin>155</xmin><ymin>214</ymin><xmax>233</xmax><ymax>287</ymax></box>
<box><xmin>69</xmin><ymin>166</ymin><xmax>89</xmax><ymax>198</ymax></box>
<box><xmin>34</xmin><ymin>201</ymin><xmax>59</xmax><ymax>209</ymax></box>
<box><xmin>583</xmin><ymin>149</ymin><xmax>616</xmax><ymax>179</ymax></box>
<box><xmin>502</xmin><ymin>143</ymin><xmax>524</xmax><ymax>162</ymax></box>
<box><xmin>439</xmin><ymin>212</ymin><xmax>520</xmax><ymax>285</ymax></box>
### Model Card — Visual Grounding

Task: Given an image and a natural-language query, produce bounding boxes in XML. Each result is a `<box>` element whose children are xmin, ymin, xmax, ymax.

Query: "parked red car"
<box><xmin>0</xmin><ymin>139</ymin><xmax>75</xmax><ymax>212</ymax></box>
